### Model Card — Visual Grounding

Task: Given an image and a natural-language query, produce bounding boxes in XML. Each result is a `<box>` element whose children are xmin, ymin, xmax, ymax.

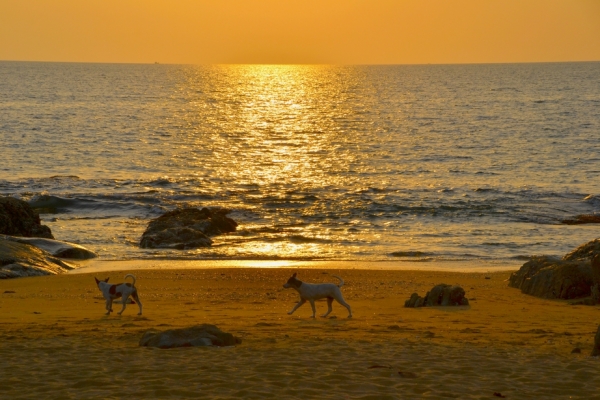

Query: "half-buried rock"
<box><xmin>405</xmin><ymin>284</ymin><xmax>469</xmax><ymax>307</ymax></box>
<box><xmin>139</xmin><ymin>207</ymin><xmax>237</xmax><ymax>249</ymax></box>
<box><xmin>139</xmin><ymin>324</ymin><xmax>241</xmax><ymax>348</ymax></box>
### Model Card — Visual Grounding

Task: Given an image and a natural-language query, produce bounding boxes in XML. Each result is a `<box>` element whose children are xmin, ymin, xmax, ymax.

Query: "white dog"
<box><xmin>95</xmin><ymin>274</ymin><xmax>143</xmax><ymax>316</ymax></box>
<box><xmin>283</xmin><ymin>273</ymin><xmax>352</xmax><ymax>318</ymax></box>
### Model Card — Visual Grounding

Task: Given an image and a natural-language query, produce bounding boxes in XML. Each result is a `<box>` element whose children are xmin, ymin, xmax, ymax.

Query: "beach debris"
<box><xmin>139</xmin><ymin>207</ymin><xmax>237</xmax><ymax>249</ymax></box>
<box><xmin>0</xmin><ymin>196</ymin><xmax>53</xmax><ymax>239</ymax></box>
<box><xmin>404</xmin><ymin>284</ymin><xmax>469</xmax><ymax>307</ymax></box>
<box><xmin>139</xmin><ymin>324</ymin><xmax>242</xmax><ymax>349</ymax></box>
<box><xmin>571</xmin><ymin>347</ymin><xmax>581</xmax><ymax>354</ymax></box>
<box><xmin>493</xmin><ymin>392</ymin><xmax>506</xmax><ymax>398</ymax></box>
<box><xmin>368</xmin><ymin>365</ymin><xmax>391</xmax><ymax>369</ymax></box>
<box><xmin>592</xmin><ymin>325</ymin><xmax>600</xmax><ymax>357</ymax></box>
<box><xmin>3</xmin><ymin>290</ymin><xmax>15</xmax><ymax>294</ymax></box>
<box><xmin>508</xmin><ymin>239</ymin><xmax>600</xmax><ymax>301</ymax></box>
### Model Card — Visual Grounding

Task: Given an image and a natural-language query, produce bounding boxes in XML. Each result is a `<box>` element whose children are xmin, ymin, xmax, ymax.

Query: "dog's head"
<box><xmin>283</xmin><ymin>273</ymin><xmax>302</xmax><ymax>289</ymax></box>
<box><xmin>94</xmin><ymin>277</ymin><xmax>109</xmax><ymax>287</ymax></box>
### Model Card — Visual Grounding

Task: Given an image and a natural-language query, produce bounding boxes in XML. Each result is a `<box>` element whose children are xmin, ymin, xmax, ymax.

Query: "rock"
<box><xmin>562</xmin><ymin>214</ymin><xmax>600</xmax><ymax>225</ymax></box>
<box><xmin>562</xmin><ymin>238</ymin><xmax>600</xmax><ymax>261</ymax></box>
<box><xmin>139</xmin><ymin>207</ymin><xmax>237</xmax><ymax>249</ymax></box>
<box><xmin>592</xmin><ymin>325</ymin><xmax>600</xmax><ymax>357</ymax></box>
<box><xmin>139</xmin><ymin>324</ymin><xmax>241</xmax><ymax>349</ymax></box>
<box><xmin>0</xmin><ymin>238</ymin><xmax>75</xmax><ymax>279</ymax></box>
<box><xmin>0</xmin><ymin>196</ymin><xmax>53</xmax><ymax>239</ymax></box>
<box><xmin>404</xmin><ymin>284</ymin><xmax>469</xmax><ymax>307</ymax></box>
<box><xmin>508</xmin><ymin>256</ymin><xmax>592</xmax><ymax>299</ymax></box>
<box><xmin>1</xmin><ymin>235</ymin><xmax>97</xmax><ymax>259</ymax></box>
<box><xmin>508</xmin><ymin>238</ymin><xmax>600</xmax><ymax>300</ymax></box>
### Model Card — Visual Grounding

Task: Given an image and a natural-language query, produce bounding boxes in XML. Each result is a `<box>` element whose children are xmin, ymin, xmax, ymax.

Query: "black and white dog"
<box><xmin>95</xmin><ymin>274</ymin><xmax>143</xmax><ymax>316</ymax></box>
<box><xmin>283</xmin><ymin>273</ymin><xmax>352</xmax><ymax>318</ymax></box>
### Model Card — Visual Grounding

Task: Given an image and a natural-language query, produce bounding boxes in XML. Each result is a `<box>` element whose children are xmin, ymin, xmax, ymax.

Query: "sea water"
<box><xmin>1</xmin><ymin>61</ymin><xmax>598</xmax><ymax>266</ymax></box>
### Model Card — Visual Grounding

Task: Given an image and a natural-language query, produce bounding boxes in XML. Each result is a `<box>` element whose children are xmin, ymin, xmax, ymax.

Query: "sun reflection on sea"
<box><xmin>175</xmin><ymin>64</ymin><xmax>375</xmax><ymax>260</ymax></box>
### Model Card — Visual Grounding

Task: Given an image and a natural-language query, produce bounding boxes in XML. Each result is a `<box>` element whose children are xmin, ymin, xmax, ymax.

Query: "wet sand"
<box><xmin>1</xmin><ymin>264</ymin><xmax>599</xmax><ymax>399</ymax></box>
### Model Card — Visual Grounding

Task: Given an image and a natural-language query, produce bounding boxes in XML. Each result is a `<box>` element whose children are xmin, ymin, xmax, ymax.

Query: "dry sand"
<box><xmin>1</xmin><ymin>264</ymin><xmax>599</xmax><ymax>399</ymax></box>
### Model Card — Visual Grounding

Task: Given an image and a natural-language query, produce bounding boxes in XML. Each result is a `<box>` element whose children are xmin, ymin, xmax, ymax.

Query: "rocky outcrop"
<box><xmin>0</xmin><ymin>196</ymin><xmax>53</xmax><ymax>238</ymax></box>
<box><xmin>0</xmin><ymin>239</ymin><xmax>75</xmax><ymax>279</ymax></box>
<box><xmin>508</xmin><ymin>238</ymin><xmax>600</xmax><ymax>300</ymax></box>
<box><xmin>508</xmin><ymin>256</ymin><xmax>592</xmax><ymax>299</ymax></box>
<box><xmin>405</xmin><ymin>284</ymin><xmax>469</xmax><ymax>307</ymax></box>
<box><xmin>139</xmin><ymin>207</ymin><xmax>238</xmax><ymax>249</ymax></box>
<box><xmin>2</xmin><ymin>235</ymin><xmax>97</xmax><ymax>259</ymax></box>
<box><xmin>139</xmin><ymin>324</ymin><xmax>241</xmax><ymax>348</ymax></box>
<box><xmin>562</xmin><ymin>238</ymin><xmax>600</xmax><ymax>261</ymax></box>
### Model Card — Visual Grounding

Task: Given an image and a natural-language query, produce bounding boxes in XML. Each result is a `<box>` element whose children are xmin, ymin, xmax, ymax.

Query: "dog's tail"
<box><xmin>332</xmin><ymin>275</ymin><xmax>344</xmax><ymax>288</ymax></box>
<box><xmin>124</xmin><ymin>274</ymin><xmax>136</xmax><ymax>287</ymax></box>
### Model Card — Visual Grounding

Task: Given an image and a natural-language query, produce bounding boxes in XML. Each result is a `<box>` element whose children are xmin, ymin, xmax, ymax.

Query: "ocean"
<box><xmin>1</xmin><ymin>61</ymin><xmax>599</xmax><ymax>267</ymax></box>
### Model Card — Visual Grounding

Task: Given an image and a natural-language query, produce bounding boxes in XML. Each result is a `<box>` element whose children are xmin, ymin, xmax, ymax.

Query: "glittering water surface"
<box><xmin>1</xmin><ymin>62</ymin><xmax>599</xmax><ymax>264</ymax></box>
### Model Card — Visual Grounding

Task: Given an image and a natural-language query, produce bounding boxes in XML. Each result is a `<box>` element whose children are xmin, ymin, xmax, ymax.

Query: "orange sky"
<box><xmin>1</xmin><ymin>0</ymin><xmax>599</xmax><ymax>65</ymax></box>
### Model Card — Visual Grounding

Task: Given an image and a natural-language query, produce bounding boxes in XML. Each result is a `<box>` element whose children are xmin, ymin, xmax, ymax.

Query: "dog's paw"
<box><xmin>287</xmin><ymin>311</ymin><xmax>293</xmax><ymax>315</ymax></box>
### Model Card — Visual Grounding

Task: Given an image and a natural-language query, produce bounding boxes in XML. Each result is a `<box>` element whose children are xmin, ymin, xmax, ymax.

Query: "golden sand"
<box><xmin>1</xmin><ymin>266</ymin><xmax>599</xmax><ymax>399</ymax></box>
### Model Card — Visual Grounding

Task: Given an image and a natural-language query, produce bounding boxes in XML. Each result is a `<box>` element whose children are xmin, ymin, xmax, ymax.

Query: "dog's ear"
<box><xmin>104</xmin><ymin>278</ymin><xmax>109</xmax><ymax>282</ymax></box>
<box><xmin>94</xmin><ymin>277</ymin><xmax>100</xmax><ymax>285</ymax></box>
<box><xmin>292</xmin><ymin>273</ymin><xmax>297</xmax><ymax>278</ymax></box>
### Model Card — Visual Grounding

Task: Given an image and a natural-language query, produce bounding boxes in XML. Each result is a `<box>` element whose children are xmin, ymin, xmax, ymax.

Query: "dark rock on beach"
<box><xmin>508</xmin><ymin>238</ymin><xmax>600</xmax><ymax>300</ymax></box>
<box><xmin>139</xmin><ymin>207</ymin><xmax>238</xmax><ymax>249</ymax></box>
<box><xmin>139</xmin><ymin>324</ymin><xmax>241</xmax><ymax>348</ymax></box>
<box><xmin>0</xmin><ymin>238</ymin><xmax>75</xmax><ymax>278</ymax></box>
<box><xmin>562</xmin><ymin>238</ymin><xmax>600</xmax><ymax>262</ymax></box>
<box><xmin>0</xmin><ymin>196</ymin><xmax>53</xmax><ymax>239</ymax></box>
<box><xmin>508</xmin><ymin>256</ymin><xmax>592</xmax><ymax>299</ymax></box>
<box><xmin>405</xmin><ymin>284</ymin><xmax>469</xmax><ymax>307</ymax></box>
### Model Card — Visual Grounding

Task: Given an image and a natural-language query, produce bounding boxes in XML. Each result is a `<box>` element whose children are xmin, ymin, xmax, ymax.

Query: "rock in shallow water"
<box><xmin>0</xmin><ymin>196</ymin><xmax>53</xmax><ymax>239</ymax></box>
<box><xmin>139</xmin><ymin>207</ymin><xmax>237</xmax><ymax>249</ymax></box>
<box><xmin>139</xmin><ymin>324</ymin><xmax>242</xmax><ymax>348</ymax></box>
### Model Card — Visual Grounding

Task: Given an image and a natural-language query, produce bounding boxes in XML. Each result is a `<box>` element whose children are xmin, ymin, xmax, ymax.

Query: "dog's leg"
<box><xmin>308</xmin><ymin>300</ymin><xmax>317</xmax><ymax>318</ymax></box>
<box><xmin>336</xmin><ymin>296</ymin><xmax>352</xmax><ymax>318</ymax></box>
<box><xmin>132</xmin><ymin>290</ymin><xmax>142</xmax><ymax>315</ymax></box>
<box><xmin>288</xmin><ymin>298</ymin><xmax>306</xmax><ymax>315</ymax></box>
<box><xmin>321</xmin><ymin>297</ymin><xmax>334</xmax><ymax>318</ymax></box>
<box><xmin>105</xmin><ymin>298</ymin><xmax>113</xmax><ymax>315</ymax></box>
<box><xmin>117</xmin><ymin>295</ymin><xmax>128</xmax><ymax>315</ymax></box>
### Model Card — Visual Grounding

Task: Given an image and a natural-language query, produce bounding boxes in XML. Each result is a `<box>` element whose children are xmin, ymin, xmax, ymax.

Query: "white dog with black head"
<box><xmin>283</xmin><ymin>273</ymin><xmax>352</xmax><ymax>318</ymax></box>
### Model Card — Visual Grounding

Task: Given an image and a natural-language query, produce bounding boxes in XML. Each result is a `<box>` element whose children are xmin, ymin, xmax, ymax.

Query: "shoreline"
<box><xmin>68</xmin><ymin>258</ymin><xmax>521</xmax><ymax>274</ymax></box>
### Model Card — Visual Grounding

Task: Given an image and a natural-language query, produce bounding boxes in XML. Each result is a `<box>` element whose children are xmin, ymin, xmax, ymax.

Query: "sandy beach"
<box><xmin>1</xmin><ymin>263</ymin><xmax>599</xmax><ymax>399</ymax></box>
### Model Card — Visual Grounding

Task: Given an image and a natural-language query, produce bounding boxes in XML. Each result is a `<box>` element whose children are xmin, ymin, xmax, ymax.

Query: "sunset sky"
<box><xmin>1</xmin><ymin>0</ymin><xmax>599</xmax><ymax>65</ymax></box>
